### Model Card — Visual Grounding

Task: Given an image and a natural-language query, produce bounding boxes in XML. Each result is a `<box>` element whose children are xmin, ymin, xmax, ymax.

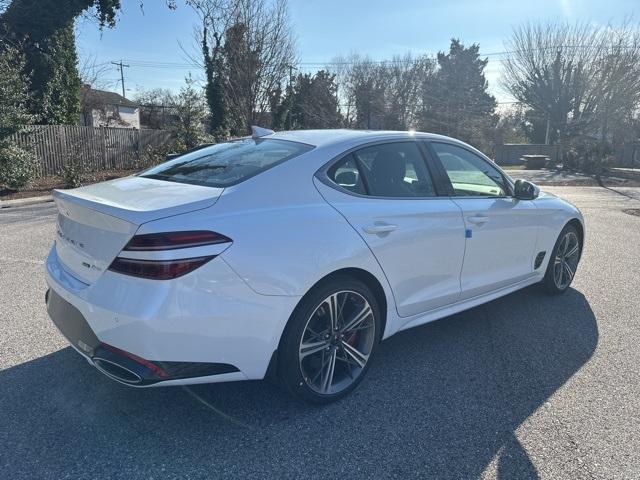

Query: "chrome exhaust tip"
<box><xmin>93</xmin><ymin>357</ymin><xmax>143</xmax><ymax>385</ymax></box>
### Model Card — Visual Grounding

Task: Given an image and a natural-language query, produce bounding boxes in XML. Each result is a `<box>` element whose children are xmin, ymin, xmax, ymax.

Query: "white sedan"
<box><xmin>45</xmin><ymin>128</ymin><xmax>584</xmax><ymax>403</ymax></box>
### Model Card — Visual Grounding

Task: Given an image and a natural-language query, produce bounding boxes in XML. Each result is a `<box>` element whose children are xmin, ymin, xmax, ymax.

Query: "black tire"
<box><xmin>542</xmin><ymin>223</ymin><xmax>581</xmax><ymax>295</ymax></box>
<box><xmin>278</xmin><ymin>275</ymin><xmax>382</xmax><ymax>404</ymax></box>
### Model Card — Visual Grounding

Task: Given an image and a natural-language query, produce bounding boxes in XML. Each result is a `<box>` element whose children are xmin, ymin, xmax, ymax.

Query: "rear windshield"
<box><xmin>140</xmin><ymin>138</ymin><xmax>314</xmax><ymax>187</ymax></box>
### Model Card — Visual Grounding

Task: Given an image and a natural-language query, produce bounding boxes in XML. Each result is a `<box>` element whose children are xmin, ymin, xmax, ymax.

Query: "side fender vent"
<box><xmin>534</xmin><ymin>251</ymin><xmax>546</xmax><ymax>270</ymax></box>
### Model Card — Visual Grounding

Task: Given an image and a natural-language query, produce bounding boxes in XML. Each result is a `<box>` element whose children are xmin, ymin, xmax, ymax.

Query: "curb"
<box><xmin>0</xmin><ymin>195</ymin><xmax>53</xmax><ymax>209</ymax></box>
<box><xmin>611</xmin><ymin>168</ymin><xmax>640</xmax><ymax>181</ymax></box>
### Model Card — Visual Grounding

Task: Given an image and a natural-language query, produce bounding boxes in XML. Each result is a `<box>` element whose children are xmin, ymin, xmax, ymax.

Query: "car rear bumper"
<box><xmin>46</xmin><ymin>288</ymin><xmax>241</xmax><ymax>386</ymax></box>
<box><xmin>44</xmin><ymin>245</ymin><xmax>300</xmax><ymax>386</ymax></box>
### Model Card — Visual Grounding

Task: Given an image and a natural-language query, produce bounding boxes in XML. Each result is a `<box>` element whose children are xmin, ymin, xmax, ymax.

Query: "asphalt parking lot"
<box><xmin>1</xmin><ymin>186</ymin><xmax>639</xmax><ymax>479</ymax></box>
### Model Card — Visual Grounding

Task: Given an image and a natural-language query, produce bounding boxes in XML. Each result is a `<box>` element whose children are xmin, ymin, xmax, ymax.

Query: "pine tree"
<box><xmin>421</xmin><ymin>39</ymin><xmax>497</xmax><ymax>150</ymax></box>
<box><xmin>288</xmin><ymin>71</ymin><xmax>342</xmax><ymax>129</ymax></box>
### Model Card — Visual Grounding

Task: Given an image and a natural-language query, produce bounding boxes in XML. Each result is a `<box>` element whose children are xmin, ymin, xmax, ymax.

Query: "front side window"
<box><xmin>431</xmin><ymin>142</ymin><xmax>506</xmax><ymax>197</ymax></box>
<box><xmin>328</xmin><ymin>142</ymin><xmax>435</xmax><ymax>198</ymax></box>
<box><xmin>141</xmin><ymin>138</ymin><xmax>313</xmax><ymax>187</ymax></box>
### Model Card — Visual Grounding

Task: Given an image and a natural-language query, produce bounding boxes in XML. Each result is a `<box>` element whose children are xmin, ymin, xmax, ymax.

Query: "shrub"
<box><xmin>0</xmin><ymin>143</ymin><xmax>38</xmax><ymax>190</ymax></box>
<box><xmin>140</xmin><ymin>142</ymin><xmax>176</xmax><ymax>169</ymax></box>
<box><xmin>60</xmin><ymin>162</ymin><xmax>83</xmax><ymax>188</ymax></box>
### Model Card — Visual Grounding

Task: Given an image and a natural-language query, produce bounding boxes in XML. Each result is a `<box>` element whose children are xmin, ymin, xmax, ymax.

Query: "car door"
<box><xmin>315</xmin><ymin>140</ymin><xmax>466</xmax><ymax>317</ymax></box>
<box><xmin>427</xmin><ymin>141</ymin><xmax>540</xmax><ymax>300</ymax></box>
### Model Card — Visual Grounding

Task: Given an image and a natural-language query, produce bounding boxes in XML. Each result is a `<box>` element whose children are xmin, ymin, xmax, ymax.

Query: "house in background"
<box><xmin>80</xmin><ymin>85</ymin><xmax>141</xmax><ymax>129</ymax></box>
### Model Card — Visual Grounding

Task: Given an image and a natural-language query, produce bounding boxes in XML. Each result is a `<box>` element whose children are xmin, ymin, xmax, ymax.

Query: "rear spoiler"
<box><xmin>251</xmin><ymin>126</ymin><xmax>275</xmax><ymax>138</ymax></box>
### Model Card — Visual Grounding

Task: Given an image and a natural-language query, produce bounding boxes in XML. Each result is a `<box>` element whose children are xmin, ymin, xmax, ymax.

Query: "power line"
<box><xmin>108</xmin><ymin>44</ymin><xmax>640</xmax><ymax>72</ymax></box>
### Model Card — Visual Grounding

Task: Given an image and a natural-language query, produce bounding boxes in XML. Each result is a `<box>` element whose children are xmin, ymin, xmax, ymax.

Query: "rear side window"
<box><xmin>327</xmin><ymin>155</ymin><xmax>366</xmax><ymax>195</ymax></box>
<box><xmin>140</xmin><ymin>138</ymin><xmax>313</xmax><ymax>187</ymax></box>
<box><xmin>327</xmin><ymin>142</ymin><xmax>436</xmax><ymax>198</ymax></box>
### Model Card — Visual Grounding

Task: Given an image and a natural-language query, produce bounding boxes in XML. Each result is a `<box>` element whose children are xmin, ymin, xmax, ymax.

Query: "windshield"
<box><xmin>140</xmin><ymin>138</ymin><xmax>314</xmax><ymax>187</ymax></box>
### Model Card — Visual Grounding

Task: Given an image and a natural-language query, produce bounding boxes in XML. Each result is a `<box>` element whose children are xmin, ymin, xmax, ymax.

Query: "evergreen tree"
<box><xmin>172</xmin><ymin>75</ymin><xmax>209</xmax><ymax>150</ymax></box>
<box><xmin>0</xmin><ymin>0</ymin><xmax>127</xmax><ymax>124</ymax></box>
<box><xmin>0</xmin><ymin>43</ymin><xmax>38</xmax><ymax>188</ymax></box>
<box><xmin>0</xmin><ymin>44</ymin><xmax>35</xmax><ymax>143</ymax></box>
<box><xmin>421</xmin><ymin>39</ymin><xmax>497</xmax><ymax>150</ymax></box>
<box><xmin>32</xmin><ymin>23</ymin><xmax>82</xmax><ymax>124</ymax></box>
<box><xmin>288</xmin><ymin>71</ymin><xmax>342</xmax><ymax>129</ymax></box>
<box><xmin>201</xmin><ymin>23</ymin><xmax>227</xmax><ymax>136</ymax></box>
<box><xmin>269</xmin><ymin>84</ymin><xmax>288</xmax><ymax>131</ymax></box>
<box><xmin>222</xmin><ymin>21</ymin><xmax>260</xmax><ymax>135</ymax></box>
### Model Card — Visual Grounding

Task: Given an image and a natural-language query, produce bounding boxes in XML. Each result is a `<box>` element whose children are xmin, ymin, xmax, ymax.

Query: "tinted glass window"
<box><xmin>351</xmin><ymin>142</ymin><xmax>436</xmax><ymax>198</ymax></box>
<box><xmin>141</xmin><ymin>138</ymin><xmax>313</xmax><ymax>187</ymax></box>
<box><xmin>431</xmin><ymin>142</ymin><xmax>506</xmax><ymax>197</ymax></box>
<box><xmin>327</xmin><ymin>155</ymin><xmax>366</xmax><ymax>195</ymax></box>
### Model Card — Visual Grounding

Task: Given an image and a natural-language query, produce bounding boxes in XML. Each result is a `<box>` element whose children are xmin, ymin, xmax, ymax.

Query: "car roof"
<box><xmin>267</xmin><ymin>129</ymin><xmax>457</xmax><ymax>148</ymax></box>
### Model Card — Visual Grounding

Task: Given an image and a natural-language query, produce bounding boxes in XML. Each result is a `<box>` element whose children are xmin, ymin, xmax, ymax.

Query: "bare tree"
<box><xmin>329</xmin><ymin>53</ymin><xmax>434</xmax><ymax>130</ymax></box>
<box><xmin>502</xmin><ymin>21</ymin><xmax>640</xmax><ymax>147</ymax></box>
<box><xmin>385</xmin><ymin>54</ymin><xmax>435</xmax><ymax>129</ymax></box>
<box><xmin>79</xmin><ymin>55</ymin><xmax>114</xmax><ymax>90</ymax></box>
<box><xmin>590</xmin><ymin>23</ymin><xmax>640</xmax><ymax>145</ymax></box>
<box><xmin>223</xmin><ymin>0</ymin><xmax>296</xmax><ymax>134</ymax></box>
<box><xmin>185</xmin><ymin>0</ymin><xmax>237</xmax><ymax>133</ymax></box>
<box><xmin>189</xmin><ymin>0</ymin><xmax>295</xmax><ymax>135</ymax></box>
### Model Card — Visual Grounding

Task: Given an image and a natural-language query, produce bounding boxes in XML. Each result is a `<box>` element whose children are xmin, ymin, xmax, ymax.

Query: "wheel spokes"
<box><xmin>342</xmin><ymin>304</ymin><xmax>372</xmax><ymax>334</ymax></box>
<box><xmin>341</xmin><ymin>341</ymin><xmax>369</xmax><ymax>368</ymax></box>
<box><xmin>326</xmin><ymin>293</ymin><xmax>340</xmax><ymax>331</ymax></box>
<box><xmin>554</xmin><ymin>232</ymin><xmax>580</xmax><ymax>289</ymax></box>
<box><xmin>320</xmin><ymin>348</ymin><xmax>337</xmax><ymax>393</ymax></box>
<box><xmin>554</xmin><ymin>259</ymin><xmax>564</xmax><ymax>286</ymax></box>
<box><xmin>560</xmin><ymin>234</ymin><xmax>570</xmax><ymax>256</ymax></box>
<box><xmin>299</xmin><ymin>290</ymin><xmax>376</xmax><ymax>395</ymax></box>
<box><xmin>300</xmin><ymin>339</ymin><xmax>330</xmax><ymax>359</ymax></box>
<box><xmin>563</xmin><ymin>261</ymin><xmax>575</xmax><ymax>282</ymax></box>
<box><xmin>565</xmin><ymin>242</ymin><xmax>579</xmax><ymax>259</ymax></box>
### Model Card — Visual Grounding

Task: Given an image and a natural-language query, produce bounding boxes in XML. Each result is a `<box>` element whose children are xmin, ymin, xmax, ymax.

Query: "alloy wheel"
<box><xmin>553</xmin><ymin>231</ymin><xmax>580</xmax><ymax>290</ymax></box>
<box><xmin>298</xmin><ymin>290</ymin><xmax>376</xmax><ymax>395</ymax></box>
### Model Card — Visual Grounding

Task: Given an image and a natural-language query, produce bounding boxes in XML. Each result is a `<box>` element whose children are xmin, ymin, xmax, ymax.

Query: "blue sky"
<box><xmin>76</xmin><ymin>0</ymin><xmax>639</xmax><ymax>101</ymax></box>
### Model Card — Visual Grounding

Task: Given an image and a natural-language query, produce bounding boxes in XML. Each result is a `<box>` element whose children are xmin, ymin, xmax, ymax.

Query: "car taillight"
<box><xmin>109</xmin><ymin>256</ymin><xmax>215</xmax><ymax>280</ymax></box>
<box><xmin>109</xmin><ymin>230</ymin><xmax>231</xmax><ymax>280</ymax></box>
<box><xmin>123</xmin><ymin>230</ymin><xmax>231</xmax><ymax>251</ymax></box>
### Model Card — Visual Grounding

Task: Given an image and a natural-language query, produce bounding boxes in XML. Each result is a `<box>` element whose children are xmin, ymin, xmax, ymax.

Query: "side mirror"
<box><xmin>514</xmin><ymin>179</ymin><xmax>539</xmax><ymax>200</ymax></box>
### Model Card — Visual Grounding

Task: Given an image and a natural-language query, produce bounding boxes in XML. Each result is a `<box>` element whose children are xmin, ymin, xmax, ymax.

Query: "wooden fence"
<box><xmin>9</xmin><ymin>125</ymin><xmax>174</xmax><ymax>177</ymax></box>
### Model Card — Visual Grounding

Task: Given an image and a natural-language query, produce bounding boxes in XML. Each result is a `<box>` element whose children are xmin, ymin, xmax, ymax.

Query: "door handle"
<box><xmin>362</xmin><ymin>223</ymin><xmax>398</xmax><ymax>234</ymax></box>
<box><xmin>466</xmin><ymin>215</ymin><xmax>489</xmax><ymax>225</ymax></box>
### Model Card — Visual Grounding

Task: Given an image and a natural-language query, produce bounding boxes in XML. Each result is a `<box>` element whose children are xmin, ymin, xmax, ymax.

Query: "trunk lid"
<box><xmin>52</xmin><ymin>176</ymin><xmax>223</xmax><ymax>284</ymax></box>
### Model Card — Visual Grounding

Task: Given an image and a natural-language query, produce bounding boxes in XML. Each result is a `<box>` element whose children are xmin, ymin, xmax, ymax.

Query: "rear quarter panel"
<box><xmin>137</xmin><ymin>149</ymin><xmax>397</xmax><ymax>338</ymax></box>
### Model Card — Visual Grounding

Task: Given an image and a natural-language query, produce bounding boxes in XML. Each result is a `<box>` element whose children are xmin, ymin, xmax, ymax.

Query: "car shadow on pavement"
<box><xmin>0</xmin><ymin>286</ymin><xmax>597</xmax><ymax>479</ymax></box>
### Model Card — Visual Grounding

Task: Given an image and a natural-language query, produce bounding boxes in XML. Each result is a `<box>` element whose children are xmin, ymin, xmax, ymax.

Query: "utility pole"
<box><xmin>285</xmin><ymin>64</ymin><xmax>297</xmax><ymax>129</ymax></box>
<box><xmin>287</xmin><ymin>64</ymin><xmax>297</xmax><ymax>90</ymax></box>
<box><xmin>544</xmin><ymin>115</ymin><xmax>551</xmax><ymax>145</ymax></box>
<box><xmin>111</xmin><ymin>60</ymin><xmax>130</xmax><ymax>98</ymax></box>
